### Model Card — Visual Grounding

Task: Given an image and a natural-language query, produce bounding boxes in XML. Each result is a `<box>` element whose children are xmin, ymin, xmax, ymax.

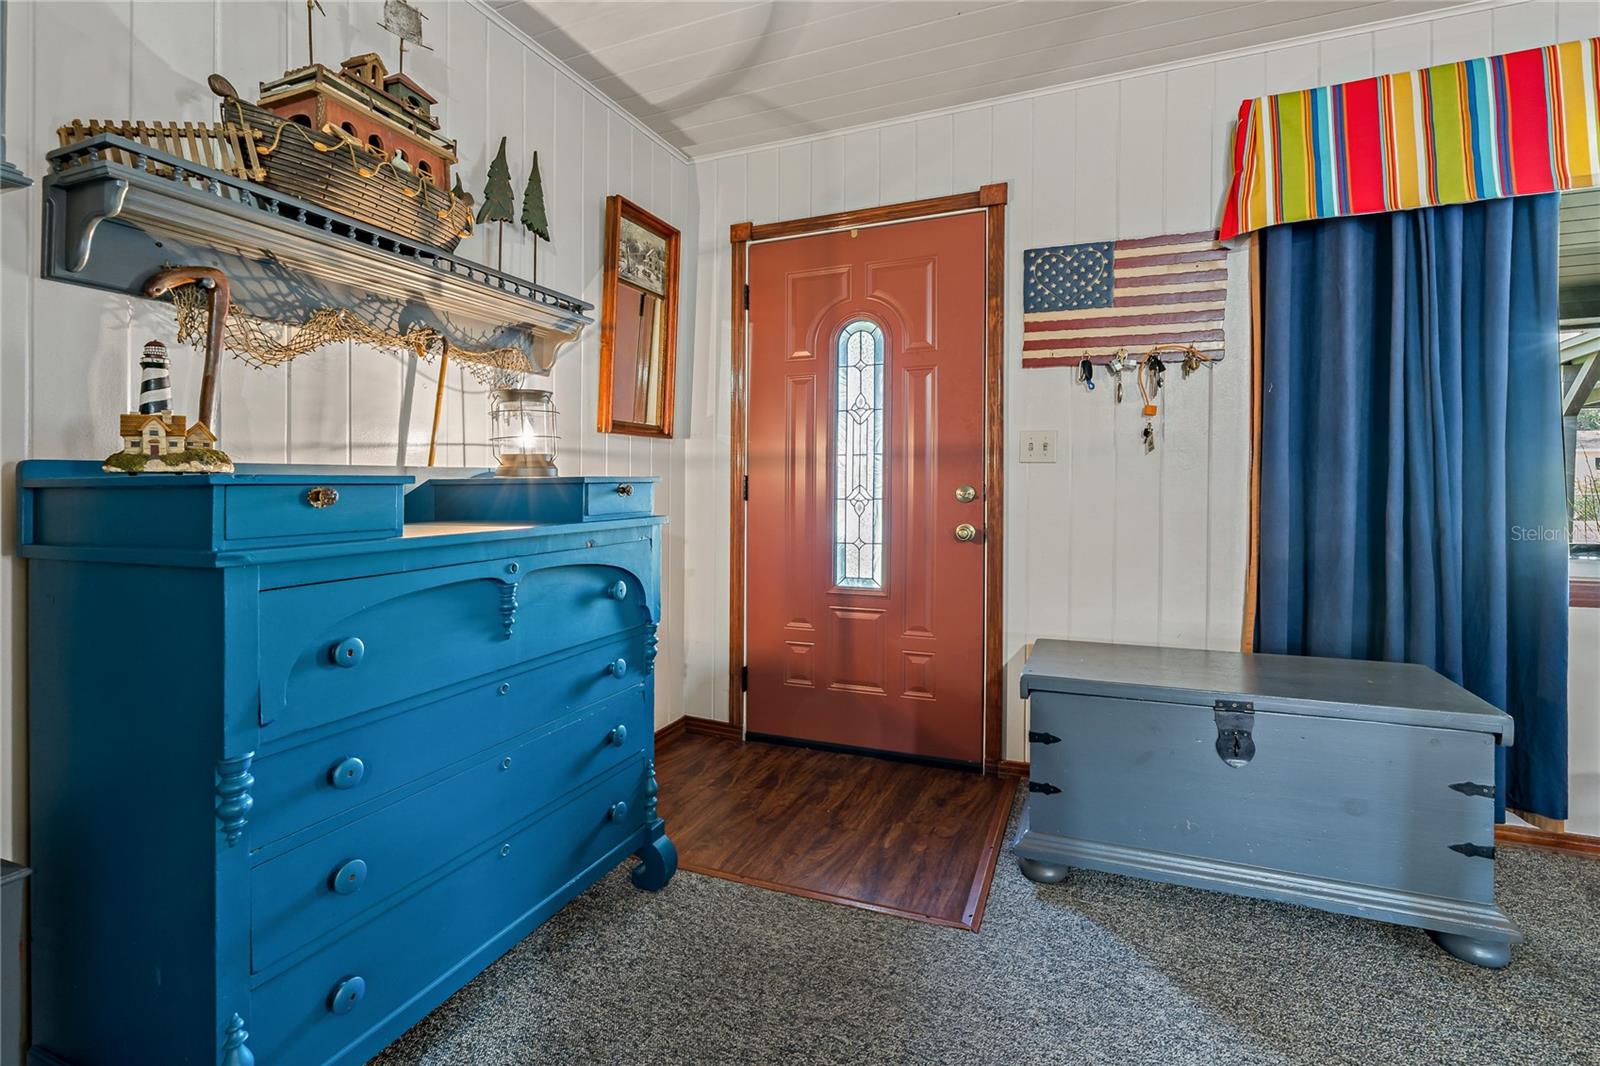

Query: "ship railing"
<box><xmin>58</xmin><ymin>119</ymin><xmax>266</xmax><ymax>183</ymax></box>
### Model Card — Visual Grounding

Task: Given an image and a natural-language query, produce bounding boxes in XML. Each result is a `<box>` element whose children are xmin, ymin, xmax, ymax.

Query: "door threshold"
<box><xmin>745</xmin><ymin>731</ymin><xmax>981</xmax><ymax>773</ymax></box>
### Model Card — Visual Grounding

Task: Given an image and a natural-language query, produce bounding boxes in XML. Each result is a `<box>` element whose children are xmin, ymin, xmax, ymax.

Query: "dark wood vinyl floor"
<box><xmin>654</xmin><ymin>733</ymin><xmax>1017</xmax><ymax>930</ymax></box>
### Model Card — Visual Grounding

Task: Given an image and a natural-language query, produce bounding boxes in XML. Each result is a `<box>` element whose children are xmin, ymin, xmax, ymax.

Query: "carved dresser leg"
<box><xmin>220</xmin><ymin>1013</ymin><xmax>255</xmax><ymax>1066</ymax></box>
<box><xmin>631</xmin><ymin>833</ymin><xmax>678</xmax><ymax>892</ymax></box>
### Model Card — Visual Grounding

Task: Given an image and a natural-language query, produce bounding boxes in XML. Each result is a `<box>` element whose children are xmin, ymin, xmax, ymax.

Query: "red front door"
<box><xmin>745</xmin><ymin>212</ymin><xmax>987</xmax><ymax>764</ymax></box>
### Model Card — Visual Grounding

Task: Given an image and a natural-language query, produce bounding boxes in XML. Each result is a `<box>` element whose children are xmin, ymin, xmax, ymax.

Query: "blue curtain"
<box><xmin>1257</xmin><ymin>194</ymin><xmax>1569</xmax><ymax>822</ymax></box>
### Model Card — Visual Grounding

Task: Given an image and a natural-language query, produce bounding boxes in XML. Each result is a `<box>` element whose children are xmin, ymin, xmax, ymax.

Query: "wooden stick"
<box><xmin>142</xmin><ymin>266</ymin><xmax>231</xmax><ymax>431</ymax></box>
<box><xmin>1240</xmin><ymin>232</ymin><xmax>1264</xmax><ymax>653</ymax></box>
<box><xmin>427</xmin><ymin>341</ymin><xmax>450</xmax><ymax>466</ymax></box>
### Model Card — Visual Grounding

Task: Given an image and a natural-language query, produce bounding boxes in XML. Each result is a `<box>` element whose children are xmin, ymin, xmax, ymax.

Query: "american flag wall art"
<box><xmin>1021</xmin><ymin>230</ymin><xmax>1228</xmax><ymax>368</ymax></box>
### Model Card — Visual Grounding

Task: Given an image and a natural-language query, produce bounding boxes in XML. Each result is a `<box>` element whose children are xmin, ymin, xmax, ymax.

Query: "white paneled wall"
<box><xmin>682</xmin><ymin>1</ymin><xmax>1600</xmax><ymax>791</ymax></box>
<box><xmin>0</xmin><ymin>0</ymin><xmax>698</xmax><ymax>860</ymax></box>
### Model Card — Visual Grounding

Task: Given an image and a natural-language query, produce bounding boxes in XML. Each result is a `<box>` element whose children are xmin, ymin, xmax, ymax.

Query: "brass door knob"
<box><xmin>955</xmin><ymin>484</ymin><xmax>977</xmax><ymax>503</ymax></box>
<box><xmin>954</xmin><ymin>523</ymin><xmax>977</xmax><ymax>542</ymax></box>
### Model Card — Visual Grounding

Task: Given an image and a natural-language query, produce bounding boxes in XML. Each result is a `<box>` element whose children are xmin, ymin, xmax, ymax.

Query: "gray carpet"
<box><xmin>371</xmin><ymin>800</ymin><xmax>1600</xmax><ymax>1065</ymax></box>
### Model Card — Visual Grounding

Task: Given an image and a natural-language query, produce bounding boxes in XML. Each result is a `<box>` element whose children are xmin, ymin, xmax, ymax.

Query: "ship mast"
<box><xmin>304</xmin><ymin>0</ymin><xmax>324</xmax><ymax>66</ymax></box>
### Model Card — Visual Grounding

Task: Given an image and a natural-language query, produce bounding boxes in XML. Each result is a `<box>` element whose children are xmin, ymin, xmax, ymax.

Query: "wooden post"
<box><xmin>428</xmin><ymin>340</ymin><xmax>450</xmax><ymax>466</ymax></box>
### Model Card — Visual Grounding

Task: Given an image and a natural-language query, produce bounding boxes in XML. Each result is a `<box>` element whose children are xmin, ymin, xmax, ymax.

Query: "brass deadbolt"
<box><xmin>955</xmin><ymin>484</ymin><xmax>977</xmax><ymax>503</ymax></box>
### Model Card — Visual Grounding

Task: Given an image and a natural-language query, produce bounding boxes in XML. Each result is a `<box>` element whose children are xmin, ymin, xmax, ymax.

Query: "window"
<box><xmin>834</xmin><ymin>320</ymin><xmax>886</xmax><ymax>589</ymax></box>
<box><xmin>367</xmin><ymin>133</ymin><xmax>384</xmax><ymax>153</ymax></box>
<box><xmin>340</xmin><ymin>121</ymin><xmax>357</xmax><ymax>137</ymax></box>
<box><xmin>290</xmin><ymin>114</ymin><xmax>311</xmax><ymax>127</ymax></box>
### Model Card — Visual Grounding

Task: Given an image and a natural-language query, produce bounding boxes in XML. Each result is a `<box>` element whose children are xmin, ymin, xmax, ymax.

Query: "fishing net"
<box><xmin>169</xmin><ymin>282</ymin><xmax>531</xmax><ymax>389</ymax></box>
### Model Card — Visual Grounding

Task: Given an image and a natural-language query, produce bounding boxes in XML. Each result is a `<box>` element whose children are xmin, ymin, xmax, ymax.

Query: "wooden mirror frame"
<box><xmin>598</xmin><ymin>194</ymin><xmax>680</xmax><ymax>437</ymax></box>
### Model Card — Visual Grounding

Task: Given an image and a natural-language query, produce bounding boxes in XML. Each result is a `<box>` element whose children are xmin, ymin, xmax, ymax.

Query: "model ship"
<box><xmin>56</xmin><ymin>0</ymin><xmax>474</xmax><ymax>251</ymax></box>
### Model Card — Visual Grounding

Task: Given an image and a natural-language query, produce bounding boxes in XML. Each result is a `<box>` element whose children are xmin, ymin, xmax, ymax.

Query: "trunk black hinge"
<box><xmin>1027</xmin><ymin>730</ymin><xmax>1061</xmax><ymax>745</ymax></box>
<box><xmin>740</xmin><ymin>665</ymin><xmax>748</xmax><ymax>692</ymax></box>
<box><xmin>1449</xmin><ymin>781</ymin><xmax>1496</xmax><ymax>799</ymax></box>
<box><xmin>1027</xmin><ymin>781</ymin><xmax>1061</xmax><ymax>795</ymax></box>
<box><xmin>1449</xmin><ymin>842</ymin><xmax>1496</xmax><ymax>860</ymax></box>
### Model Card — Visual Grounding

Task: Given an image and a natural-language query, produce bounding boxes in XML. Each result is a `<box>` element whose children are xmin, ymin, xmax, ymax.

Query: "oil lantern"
<box><xmin>490</xmin><ymin>387</ymin><xmax>560</xmax><ymax>476</ymax></box>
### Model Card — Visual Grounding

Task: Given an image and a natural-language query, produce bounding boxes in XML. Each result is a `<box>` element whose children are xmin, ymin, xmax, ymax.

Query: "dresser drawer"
<box><xmin>583</xmin><ymin>478</ymin><xmax>653</xmax><ymax>519</ymax></box>
<box><xmin>223</xmin><ymin>482</ymin><xmax>403</xmax><ymax>546</ymax></box>
<box><xmin>258</xmin><ymin>553</ymin><xmax>651</xmax><ymax>738</ymax></box>
<box><xmin>250</xmin><ymin>687</ymin><xmax>649</xmax><ymax>973</ymax></box>
<box><xmin>249</xmin><ymin>759</ymin><xmax>649</xmax><ymax>1065</ymax></box>
<box><xmin>250</xmin><ymin>635</ymin><xmax>645</xmax><ymax>848</ymax></box>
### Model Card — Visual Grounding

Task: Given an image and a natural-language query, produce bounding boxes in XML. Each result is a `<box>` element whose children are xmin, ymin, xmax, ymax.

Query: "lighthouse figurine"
<box><xmin>102</xmin><ymin>340</ymin><xmax>233</xmax><ymax>474</ymax></box>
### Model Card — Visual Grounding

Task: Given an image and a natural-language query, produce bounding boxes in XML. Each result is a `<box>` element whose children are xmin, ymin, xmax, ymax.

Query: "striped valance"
<box><xmin>1219</xmin><ymin>37</ymin><xmax>1600</xmax><ymax>240</ymax></box>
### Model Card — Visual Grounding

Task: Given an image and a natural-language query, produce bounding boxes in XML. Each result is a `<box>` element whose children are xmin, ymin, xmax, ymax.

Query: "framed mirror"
<box><xmin>599</xmin><ymin>195</ymin><xmax>680</xmax><ymax>437</ymax></box>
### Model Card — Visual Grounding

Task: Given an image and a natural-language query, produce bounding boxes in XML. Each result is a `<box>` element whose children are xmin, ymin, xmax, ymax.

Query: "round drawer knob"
<box><xmin>330</xmin><ymin>637</ymin><xmax>365</xmax><ymax>668</ymax></box>
<box><xmin>607</xmin><ymin>724</ymin><xmax>628</xmax><ymax>747</ymax></box>
<box><xmin>607</xmin><ymin>658</ymin><xmax>628</xmax><ymax>678</ymax></box>
<box><xmin>328</xmin><ymin>975</ymin><xmax>366</xmax><ymax>1015</ymax></box>
<box><xmin>616</xmin><ymin>483</ymin><xmax>634</xmax><ymax>497</ymax></box>
<box><xmin>607</xmin><ymin>580</ymin><xmax>628</xmax><ymax>600</ymax></box>
<box><xmin>306</xmin><ymin>486</ymin><xmax>340</xmax><ymax>509</ymax></box>
<box><xmin>329</xmin><ymin>756</ymin><xmax>366</xmax><ymax>790</ymax></box>
<box><xmin>607</xmin><ymin>801</ymin><xmax>629</xmax><ymax>822</ymax></box>
<box><xmin>330</xmin><ymin>858</ymin><xmax>368</xmax><ymax>896</ymax></box>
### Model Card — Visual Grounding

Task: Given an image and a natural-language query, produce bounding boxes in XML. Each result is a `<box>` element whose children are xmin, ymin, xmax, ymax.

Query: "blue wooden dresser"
<box><xmin>19</xmin><ymin>462</ymin><xmax>677</xmax><ymax>1066</ymax></box>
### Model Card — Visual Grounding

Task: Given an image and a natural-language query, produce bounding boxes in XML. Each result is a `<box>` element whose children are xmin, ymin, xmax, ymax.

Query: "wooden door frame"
<box><xmin>728</xmin><ymin>183</ymin><xmax>1008</xmax><ymax>773</ymax></box>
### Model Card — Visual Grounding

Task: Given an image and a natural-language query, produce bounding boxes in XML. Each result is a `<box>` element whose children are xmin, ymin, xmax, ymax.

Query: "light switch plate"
<box><xmin>1019</xmin><ymin>430</ymin><xmax>1057</xmax><ymax>463</ymax></box>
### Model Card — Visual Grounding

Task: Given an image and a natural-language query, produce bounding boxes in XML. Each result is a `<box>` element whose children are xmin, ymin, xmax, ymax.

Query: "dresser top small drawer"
<box><xmin>18</xmin><ymin>460</ymin><xmax>409</xmax><ymax>554</ymax></box>
<box><xmin>406</xmin><ymin>475</ymin><xmax>659</xmax><ymax>526</ymax></box>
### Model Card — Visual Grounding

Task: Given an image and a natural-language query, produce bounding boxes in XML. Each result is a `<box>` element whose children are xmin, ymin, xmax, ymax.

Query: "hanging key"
<box><xmin>1107</xmin><ymin>350</ymin><xmax>1127</xmax><ymax>404</ymax></box>
<box><xmin>1143</xmin><ymin>421</ymin><xmax>1156</xmax><ymax>454</ymax></box>
<box><xmin>1079</xmin><ymin>359</ymin><xmax>1096</xmax><ymax>392</ymax></box>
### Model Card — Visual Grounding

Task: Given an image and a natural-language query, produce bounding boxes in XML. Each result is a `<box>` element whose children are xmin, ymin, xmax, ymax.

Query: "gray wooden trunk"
<box><xmin>1015</xmin><ymin>640</ymin><xmax>1520</xmax><ymax>967</ymax></box>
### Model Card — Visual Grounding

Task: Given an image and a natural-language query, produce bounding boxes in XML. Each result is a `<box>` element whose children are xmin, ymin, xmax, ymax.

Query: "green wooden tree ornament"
<box><xmin>478</xmin><ymin>136</ymin><xmax>515</xmax><ymax>267</ymax></box>
<box><xmin>521</xmin><ymin>151</ymin><xmax>550</xmax><ymax>241</ymax></box>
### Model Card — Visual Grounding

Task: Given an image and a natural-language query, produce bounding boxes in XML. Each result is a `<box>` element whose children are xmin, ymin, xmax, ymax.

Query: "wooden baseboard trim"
<box><xmin>654</xmin><ymin>717</ymin><xmax>688</xmax><ymax>748</ymax></box>
<box><xmin>997</xmin><ymin>759</ymin><xmax>1029</xmax><ymax>778</ymax></box>
<box><xmin>1496</xmin><ymin>824</ymin><xmax>1600</xmax><ymax>858</ymax></box>
<box><xmin>684</xmin><ymin>715</ymin><xmax>742</xmax><ymax>741</ymax></box>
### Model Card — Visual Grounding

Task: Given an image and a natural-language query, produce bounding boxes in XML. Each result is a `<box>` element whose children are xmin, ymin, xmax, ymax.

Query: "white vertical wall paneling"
<box><xmin>29</xmin><ymin>0</ymin><xmax>133</xmax><ymax>461</ymax></box>
<box><xmin>877</xmin><ymin>123</ymin><xmax>917</xmax><ymax>206</ymax></box>
<box><xmin>1158</xmin><ymin>63</ymin><xmax>1216</xmax><ymax>651</ymax></box>
<box><xmin>913</xmin><ymin>113</ymin><xmax>953</xmax><ymax>200</ymax></box>
<box><xmin>1066</xmin><ymin>82</ymin><xmax>1120</xmax><ymax>641</ymax></box>
<box><xmin>1021</xmin><ymin>89</ymin><xmax>1073</xmax><ymax>651</ymax></box>
<box><xmin>1112</xmin><ymin>73</ymin><xmax>1165</xmax><ymax>647</ymax></box>
<box><xmin>990</xmin><ymin>96</ymin><xmax>1033</xmax><ymax>761</ymax></box>
<box><xmin>841</xmin><ymin>129</ymin><xmax>878</xmax><ymax>212</ymax></box>
<box><xmin>777</xmin><ymin>142</ymin><xmax>810</xmax><ymax>220</ymax></box>
<box><xmin>1557</xmin><ymin>0</ymin><xmax>1600</xmax><ymax>40</ymax></box>
<box><xmin>710</xmin><ymin>156</ymin><xmax>747</xmax><ymax>721</ymax></box>
<box><xmin>809</xmin><ymin>134</ymin><xmax>846</xmax><ymax>216</ymax></box>
<box><xmin>1431</xmin><ymin>7</ymin><xmax>1497</xmax><ymax>65</ymax></box>
<box><xmin>1205</xmin><ymin>53</ymin><xmax>1267</xmax><ymax>652</ymax></box>
<box><xmin>951</xmin><ymin>107</ymin><xmax>991</xmax><ymax>193</ymax></box>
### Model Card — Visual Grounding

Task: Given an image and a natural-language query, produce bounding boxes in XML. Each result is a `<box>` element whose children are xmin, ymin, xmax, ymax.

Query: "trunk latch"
<box><xmin>1213</xmin><ymin>700</ymin><xmax>1256</xmax><ymax>767</ymax></box>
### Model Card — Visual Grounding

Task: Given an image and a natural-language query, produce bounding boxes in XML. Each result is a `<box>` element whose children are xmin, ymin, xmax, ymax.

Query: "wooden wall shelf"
<box><xmin>41</xmin><ymin>133</ymin><xmax>591</xmax><ymax>371</ymax></box>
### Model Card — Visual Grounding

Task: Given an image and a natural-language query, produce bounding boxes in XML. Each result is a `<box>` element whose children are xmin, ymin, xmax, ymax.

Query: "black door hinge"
<box><xmin>740</xmin><ymin>665</ymin><xmax>748</xmax><ymax>692</ymax></box>
<box><xmin>1448</xmin><ymin>781</ymin><xmax>1496</xmax><ymax>799</ymax></box>
<box><xmin>743</xmin><ymin>283</ymin><xmax>750</xmax><ymax>309</ymax></box>
<box><xmin>1027</xmin><ymin>781</ymin><xmax>1061</xmax><ymax>795</ymax></box>
<box><xmin>743</xmin><ymin>474</ymin><xmax>748</xmax><ymax>501</ymax></box>
<box><xmin>1449</xmin><ymin>842</ymin><xmax>1496</xmax><ymax>860</ymax></box>
<box><xmin>1027</xmin><ymin>730</ymin><xmax>1061</xmax><ymax>745</ymax></box>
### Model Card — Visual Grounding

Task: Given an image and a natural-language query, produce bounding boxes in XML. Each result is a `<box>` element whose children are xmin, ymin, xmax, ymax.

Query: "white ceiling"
<box><xmin>492</xmin><ymin>0</ymin><xmax>1477</xmax><ymax>158</ymax></box>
